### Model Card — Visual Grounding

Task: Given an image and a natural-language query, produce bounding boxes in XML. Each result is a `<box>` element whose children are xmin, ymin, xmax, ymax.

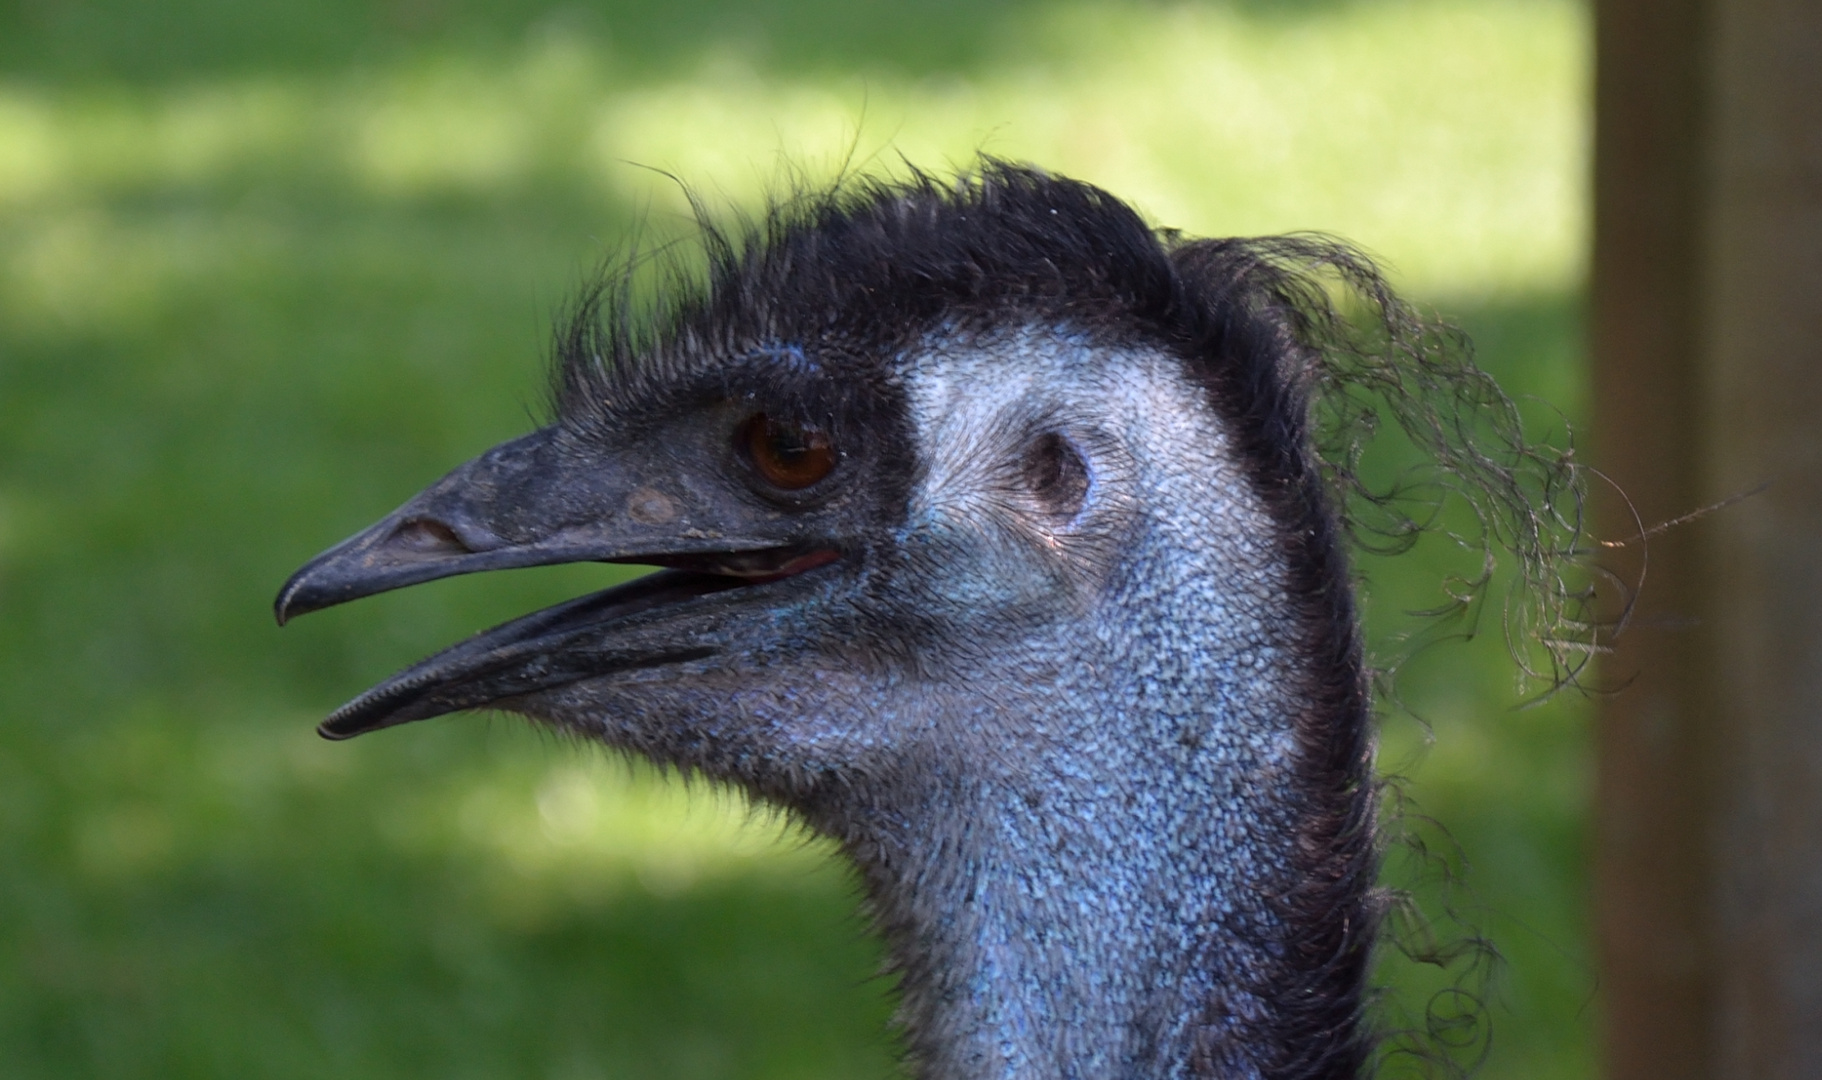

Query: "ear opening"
<box><xmin>1022</xmin><ymin>431</ymin><xmax>1090</xmax><ymax>522</ymax></box>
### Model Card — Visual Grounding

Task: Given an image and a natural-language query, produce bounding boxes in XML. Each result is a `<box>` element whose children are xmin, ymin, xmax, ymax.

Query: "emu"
<box><xmin>276</xmin><ymin>164</ymin><xmax>1517</xmax><ymax>1079</ymax></box>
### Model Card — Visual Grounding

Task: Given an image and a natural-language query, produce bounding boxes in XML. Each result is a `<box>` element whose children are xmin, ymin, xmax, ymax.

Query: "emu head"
<box><xmin>277</xmin><ymin>165</ymin><xmax>1380</xmax><ymax>1080</ymax></box>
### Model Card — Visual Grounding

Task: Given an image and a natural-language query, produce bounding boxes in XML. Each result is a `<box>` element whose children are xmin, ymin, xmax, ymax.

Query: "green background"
<box><xmin>0</xmin><ymin>1</ymin><xmax>1593</xmax><ymax>1076</ymax></box>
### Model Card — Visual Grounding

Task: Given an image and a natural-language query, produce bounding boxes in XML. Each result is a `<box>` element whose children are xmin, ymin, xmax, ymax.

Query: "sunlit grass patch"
<box><xmin>400</xmin><ymin>747</ymin><xmax>834</xmax><ymax>913</ymax></box>
<box><xmin>2</xmin><ymin>0</ymin><xmax>1583</xmax><ymax>295</ymax></box>
<box><xmin>603</xmin><ymin>0</ymin><xmax>1586</xmax><ymax>296</ymax></box>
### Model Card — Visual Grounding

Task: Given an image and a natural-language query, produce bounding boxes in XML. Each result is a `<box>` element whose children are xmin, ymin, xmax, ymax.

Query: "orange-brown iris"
<box><xmin>740</xmin><ymin>413</ymin><xmax>836</xmax><ymax>490</ymax></box>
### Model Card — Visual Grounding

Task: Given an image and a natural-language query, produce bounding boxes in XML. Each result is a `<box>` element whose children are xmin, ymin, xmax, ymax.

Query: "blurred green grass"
<box><xmin>0</xmin><ymin>1</ymin><xmax>1593</xmax><ymax>1077</ymax></box>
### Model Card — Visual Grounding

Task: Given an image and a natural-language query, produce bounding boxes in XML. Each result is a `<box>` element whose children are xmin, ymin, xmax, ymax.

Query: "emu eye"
<box><xmin>740</xmin><ymin>413</ymin><xmax>837</xmax><ymax>490</ymax></box>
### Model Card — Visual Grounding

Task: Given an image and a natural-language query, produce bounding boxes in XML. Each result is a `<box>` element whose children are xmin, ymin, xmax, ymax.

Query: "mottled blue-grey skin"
<box><xmin>277</xmin><ymin>166</ymin><xmax>1381</xmax><ymax>1080</ymax></box>
<box><xmin>524</xmin><ymin>330</ymin><xmax>1310</xmax><ymax>1079</ymax></box>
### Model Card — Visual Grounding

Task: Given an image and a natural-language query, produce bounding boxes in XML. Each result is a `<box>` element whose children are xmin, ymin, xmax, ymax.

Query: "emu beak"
<box><xmin>277</xmin><ymin>427</ymin><xmax>779</xmax><ymax>624</ymax></box>
<box><xmin>275</xmin><ymin>426</ymin><xmax>841</xmax><ymax>740</ymax></box>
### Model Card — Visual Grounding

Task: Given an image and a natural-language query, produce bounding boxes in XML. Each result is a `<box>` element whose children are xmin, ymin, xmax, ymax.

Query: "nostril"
<box><xmin>390</xmin><ymin>518</ymin><xmax>471</xmax><ymax>555</ymax></box>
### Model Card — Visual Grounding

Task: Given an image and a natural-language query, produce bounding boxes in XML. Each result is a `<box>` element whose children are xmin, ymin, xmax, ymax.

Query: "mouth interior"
<box><xmin>641</xmin><ymin>545</ymin><xmax>843</xmax><ymax>583</ymax></box>
<box><xmin>317</xmin><ymin>543</ymin><xmax>842</xmax><ymax>739</ymax></box>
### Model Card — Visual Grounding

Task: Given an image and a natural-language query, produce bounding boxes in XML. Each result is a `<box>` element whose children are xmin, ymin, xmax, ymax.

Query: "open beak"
<box><xmin>275</xmin><ymin>426</ymin><xmax>840</xmax><ymax>740</ymax></box>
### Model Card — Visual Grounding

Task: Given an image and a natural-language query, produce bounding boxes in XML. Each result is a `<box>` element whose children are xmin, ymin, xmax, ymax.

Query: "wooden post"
<box><xmin>1594</xmin><ymin>0</ymin><xmax>1822</xmax><ymax>1076</ymax></box>
<box><xmin>1702</xmin><ymin>1</ymin><xmax>1822</xmax><ymax>1073</ymax></box>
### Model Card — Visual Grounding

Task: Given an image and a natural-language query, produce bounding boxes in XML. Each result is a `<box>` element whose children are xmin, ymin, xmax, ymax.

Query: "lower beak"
<box><xmin>312</xmin><ymin>569</ymin><xmax>742</xmax><ymax>739</ymax></box>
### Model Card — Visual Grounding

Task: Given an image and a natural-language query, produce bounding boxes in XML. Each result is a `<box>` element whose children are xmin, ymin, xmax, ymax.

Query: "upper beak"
<box><xmin>275</xmin><ymin>426</ymin><xmax>781</xmax><ymax>625</ymax></box>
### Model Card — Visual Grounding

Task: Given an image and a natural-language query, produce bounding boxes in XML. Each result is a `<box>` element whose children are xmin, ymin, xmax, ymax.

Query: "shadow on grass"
<box><xmin>3</xmin><ymin>0</ymin><xmax>1378</xmax><ymax>87</ymax></box>
<box><xmin>7</xmin><ymin>803</ymin><xmax>896</xmax><ymax>1079</ymax></box>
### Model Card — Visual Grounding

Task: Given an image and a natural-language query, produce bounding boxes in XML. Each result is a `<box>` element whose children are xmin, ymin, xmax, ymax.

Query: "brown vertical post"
<box><xmin>1594</xmin><ymin>0</ymin><xmax>1822</xmax><ymax>1076</ymax></box>
<box><xmin>1703</xmin><ymin>1</ymin><xmax>1822</xmax><ymax>1074</ymax></box>
<box><xmin>1592</xmin><ymin>0</ymin><xmax>1715</xmax><ymax>1074</ymax></box>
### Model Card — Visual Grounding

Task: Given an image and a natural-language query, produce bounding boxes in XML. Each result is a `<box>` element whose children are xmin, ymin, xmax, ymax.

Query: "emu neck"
<box><xmin>861</xmin><ymin>638</ymin><xmax>1314</xmax><ymax>1080</ymax></box>
<box><xmin>843</xmin><ymin>335</ymin><xmax>1369</xmax><ymax>1079</ymax></box>
<box><xmin>848</xmin><ymin>488</ymin><xmax>1335</xmax><ymax>1080</ymax></box>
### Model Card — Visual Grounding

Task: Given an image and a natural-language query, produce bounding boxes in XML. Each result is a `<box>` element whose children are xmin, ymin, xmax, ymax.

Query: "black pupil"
<box><xmin>769</xmin><ymin>423</ymin><xmax>812</xmax><ymax>459</ymax></box>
